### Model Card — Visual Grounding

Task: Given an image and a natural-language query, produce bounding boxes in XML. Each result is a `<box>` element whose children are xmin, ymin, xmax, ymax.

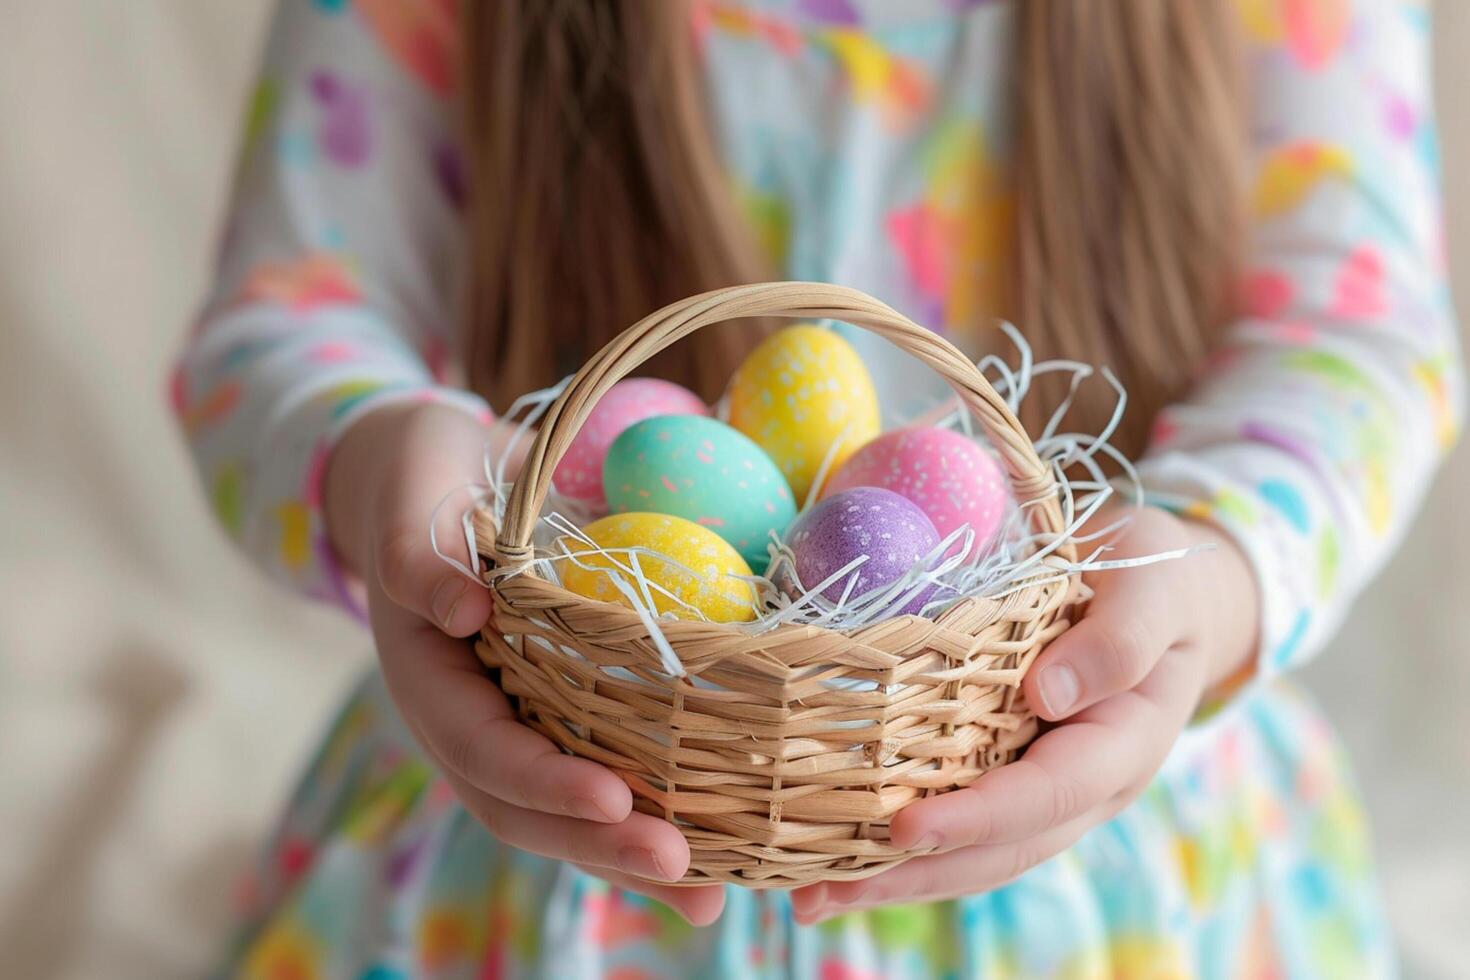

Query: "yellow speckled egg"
<box><xmin>558</xmin><ymin>513</ymin><xmax>758</xmax><ymax>622</ymax></box>
<box><xmin>727</xmin><ymin>325</ymin><xmax>880</xmax><ymax>503</ymax></box>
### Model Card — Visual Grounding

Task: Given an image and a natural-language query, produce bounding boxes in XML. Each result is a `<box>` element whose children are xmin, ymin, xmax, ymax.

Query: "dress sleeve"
<box><xmin>172</xmin><ymin>0</ymin><xmax>487</xmax><ymax>613</ymax></box>
<box><xmin>1137</xmin><ymin>0</ymin><xmax>1463</xmax><ymax>686</ymax></box>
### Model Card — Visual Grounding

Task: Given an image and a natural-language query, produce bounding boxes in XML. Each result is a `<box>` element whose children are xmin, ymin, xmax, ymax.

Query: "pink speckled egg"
<box><xmin>553</xmin><ymin>378</ymin><xmax>708</xmax><ymax>506</ymax></box>
<box><xmin>789</xmin><ymin>487</ymin><xmax>940</xmax><ymax>616</ymax></box>
<box><xmin>824</xmin><ymin>426</ymin><xmax>1008</xmax><ymax>557</ymax></box>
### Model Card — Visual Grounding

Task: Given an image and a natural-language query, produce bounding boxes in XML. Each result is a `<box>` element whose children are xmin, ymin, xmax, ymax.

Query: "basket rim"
<box><xmin>474</xmin><ymin>506</ymin><xmax>1079</xmax><ymax>668</ymax></box>
<box><xmin>491</xmin><ymin>281</ymin><xmax>1073</xmax><ymax>569</ymax></box>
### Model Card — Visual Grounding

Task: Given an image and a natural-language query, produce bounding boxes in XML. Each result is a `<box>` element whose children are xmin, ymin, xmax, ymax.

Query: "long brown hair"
<box><xmin>461</xmin><ymin>0</ymin><xmax>1246</xmax><ymax>456</ymax></box>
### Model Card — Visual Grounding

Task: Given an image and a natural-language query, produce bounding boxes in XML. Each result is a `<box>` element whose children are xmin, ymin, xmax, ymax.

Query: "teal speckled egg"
<box><xmin>603</xmin><ymin>414</ymin><xmax>796</xmax><ymax>570</ymax></box>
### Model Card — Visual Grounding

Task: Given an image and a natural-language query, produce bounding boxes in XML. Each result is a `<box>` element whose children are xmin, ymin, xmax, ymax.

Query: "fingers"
<box><xmin>793</xmin><ymin>808</ymin><xmax>1102</xmax><ymax>924</ymax></box>
<box><xmin>325</xmin><ymin>402</ymin><xmax>496</xmax><ymax>637</ymax></box>
<box><xmin>372</xmin><ymin>570</ymin><xmax>703</xmax><ymax>911</ymax></box>
<box><xmin>891</xmin><ymin>647</ymin><xmax>1205</xmax><ymax>852</ymax></box>
<box><xmin>798</xmin><ymin>650</ymin><xmax>1205</xmax><ymax>921</ymax></box>
<box><xmin>889</xmin><ymin>726</ymin><xmax>1122</xmax><ymax>851</ymax></box>
<box><xmin>1022</xmin><ymin>558</ymin><xmax>1192</xmax><ymax>721</ymax></box>
<box><xmin>442</xmin><ymin>769</ymin><xmax>691</xmax><ymax>882</ymax></box>
<box><xmin>372</xmin><ymin>578</ymin><xmax>634</xmax><ymax>822</ymax></box>
<box><xmin>369</xmin><ymin>405</ymin><xmax>497</xmax><ymax>637</ymax></box>
<box><xmin>374</xmin><ymin>474</ymin><xmax>493</xmax><ymax>638</ymax></box>
<box><xmin>573</xmin><ymin>866</ymin><xmax>726</xmax><ymax>927</ymax></box>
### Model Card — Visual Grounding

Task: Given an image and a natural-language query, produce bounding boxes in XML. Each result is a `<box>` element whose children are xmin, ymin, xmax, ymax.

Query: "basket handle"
<box><xmin>494</xmin><ymin>281</ymin><xmax>1067</xmax><ymax>564</ymax></box>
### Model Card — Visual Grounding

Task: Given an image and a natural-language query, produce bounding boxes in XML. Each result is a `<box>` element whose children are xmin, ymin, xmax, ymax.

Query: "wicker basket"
<box><xmin>473</xmin><ymin>281</ymin><xmax>1080</xmax><ymax>888</ymax></box>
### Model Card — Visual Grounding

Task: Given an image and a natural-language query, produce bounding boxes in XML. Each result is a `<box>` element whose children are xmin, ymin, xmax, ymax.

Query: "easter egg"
<box><xmin>728</xmin><ymin>325</ymin><xmax>881</xmax><ymax>506</ymax></box>
<box><xmin>552</xmin><ymin>378</ymin><xmax>708</xmax><ymax>506</ymax></box>
<box><xmin>558</xmin><ymin>512</ymin><xmax>758</xmax><ymax>622</ymax></box>
<box><xmin>788</xmin><ymin>487</ymin><xmax>941</xmax><ymax>616</ymax></box>
<box><xmin>603</xmin><ymin>414</ymin><xmax>796</xmax><ymax>570</ymax></box>
<box><xmin>825</xmin><ymin>426</ymin><xmax>1009</xmax><ymax>556</ymax></box>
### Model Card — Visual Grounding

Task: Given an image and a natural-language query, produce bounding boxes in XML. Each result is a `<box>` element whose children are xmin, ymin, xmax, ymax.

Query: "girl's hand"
<box><xmin>790</xmin><ymin>505</ymin><xmax>1259</xmax><ymax>924</ymax></box>
<box><xmin>325</xmin><ymin>402</ymin><xmax>726</xmax><ymax>926</ymax></box>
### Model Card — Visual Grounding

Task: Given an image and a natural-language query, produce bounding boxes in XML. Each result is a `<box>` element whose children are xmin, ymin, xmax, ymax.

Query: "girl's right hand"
<box><xmin>324</xmin><ymin>401</ymin><xmax>727</xmax><ymax>926</ymax></box>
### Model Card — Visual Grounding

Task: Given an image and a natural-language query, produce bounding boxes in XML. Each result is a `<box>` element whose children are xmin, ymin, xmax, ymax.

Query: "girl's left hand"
<box><xmin>790</xmin><ymin>505</ymin><xmax>1260</xmax><ymax>924</ymax></box>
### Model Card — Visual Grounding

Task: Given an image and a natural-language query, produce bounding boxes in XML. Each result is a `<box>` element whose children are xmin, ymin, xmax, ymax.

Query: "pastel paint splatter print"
<box><xmin>179</xmin><ymin>379</ymin><xmax>241</xmax><ymax>435</ymax></box>
<box><xmin>308</xmin><ymin>70</ymin><xmax>372</xmax><ymax>168</ymax></box>
<box><xmin>1331</xmin><ymin>244</ymin><xmax>1389</xmax><ymax>318</ymax></box>
<box><xmin>1252</xmin><ymin>142</ymin><xmax>1354</xmax><ymax>219</ymax></box>
<box><xmin>887</xmin><ymin>120</ymin><xmax>1010</xmax><ymax>331</ymax></box>
<box><xmin>1239</xmin><ymin>0</ymin><xmax>1353</xmax><ymax>69</ymax></box>
<box><xmin>354</xmin><ymin>0</ymin><xmax>459</xmax><ymax>98</ymax></box>
<box><xmin>695</xmin><ymin>2</ymin><xmax>805</xmax><ymax>57</ymax></box>
<box><xmin>1259</xmin><ymin>478</ymin><xmax>1311</xmax><ymax>533</ymax></box>
<box><xmin>212</xmin><ymin>463</ymin><xmax>246</xmax><ymax>537</ymax></box>
<box><xmin>242</xmin><ymin>79</ymin><xmax>279</xmax><ymax>157</ymax></box>
<box><xmin>175</xmin><ymin>0</ymin><xmax>1460</xmax><ymax>976</ymax></box>
<box><xmin>737</xmin><ymin>180</ymin><xmax>794</xmax><ymax>265</ymax></box>
<box><xmin>1243</xmin><ymin>267</ymin><xmax>1296</xmax><ymax>319</ymax></box>
<box><xmin>817</xmin><ymin>29</ymin><xmax>932</xmax><ymax>129</ymax></box>
<box><xmin>240</xmin><ymin>252</ymin><xmax>360</xmax><ymax>312</ymax></box>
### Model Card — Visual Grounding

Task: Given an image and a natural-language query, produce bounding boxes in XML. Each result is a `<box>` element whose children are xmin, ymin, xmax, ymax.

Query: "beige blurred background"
<box><xmin>0</xmin><ymin>3</ymin><xmax>1466</xmax><ymax>978</ymax></box>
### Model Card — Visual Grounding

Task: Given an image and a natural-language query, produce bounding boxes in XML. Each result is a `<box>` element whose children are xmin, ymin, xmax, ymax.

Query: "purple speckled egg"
<box><xmin>789</xmin><ymin>486</ymin><xmax>941</xmax><ymax>616</ymax></box>
<box><xmin>552</xmin><ymin>378</ymin><xmax>708</xmax><ymax>506</ymax></box>
<box><xmin>825</xmin><ymin>426</ymin><xmax>1009</xmax><ymax>558</ymax></box>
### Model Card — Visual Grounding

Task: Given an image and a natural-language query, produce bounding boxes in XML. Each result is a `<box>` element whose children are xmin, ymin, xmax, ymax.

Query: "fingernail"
<box><xmin>431</xmin><ymin>578</ymin><xmax>467</xmax><ymax>630</ymax></box>
<box><xmin>792</xmin><ymin>882</ymin><xmax>827</xmax><ymax>916</ymax></box>
<box><xmin>565</xmin><ymin>796</ymin><xmax>616</xmax><ymax>822</ymax></box>
<box><xmin>1038</xmin><ymin>664</ymin><xmax>1079</xmax><ymax>716</ymax></box>
<box><xmin>617</xmin><ymin>846</ymin><xmax>671</xmax><ymax>881</ymax></box>
<box><xmin>913</xmin><ymin>831</ymin><xmax>945</xmax><ymax>852</ymax></box>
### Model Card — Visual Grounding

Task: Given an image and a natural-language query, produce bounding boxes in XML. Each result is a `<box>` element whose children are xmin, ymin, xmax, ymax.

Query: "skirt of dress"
<box><xmin>218</xmin><ymin>669</ymin><xmax>1395</xmax><ymax>980</ymax></box>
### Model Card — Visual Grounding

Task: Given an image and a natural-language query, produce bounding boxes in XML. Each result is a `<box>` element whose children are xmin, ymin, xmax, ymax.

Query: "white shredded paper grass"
<box><xmin>433</xmin><ymin>324</ymin><xmax>1200</xmax><ymax>679</ymax></box>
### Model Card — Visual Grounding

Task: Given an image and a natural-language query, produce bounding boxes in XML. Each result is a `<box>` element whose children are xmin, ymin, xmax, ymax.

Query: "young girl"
<box><xmin>176</xmin><ymin>1</ymin><xmax>1461</xmax><ymax>976</ymax></box>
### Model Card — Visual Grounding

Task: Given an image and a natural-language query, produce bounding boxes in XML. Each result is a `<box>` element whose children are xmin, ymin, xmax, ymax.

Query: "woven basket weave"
<box><xmin>473</xmin><ymin>281</ymin><xmax>1080</xmax><ymax>888</ymax></box>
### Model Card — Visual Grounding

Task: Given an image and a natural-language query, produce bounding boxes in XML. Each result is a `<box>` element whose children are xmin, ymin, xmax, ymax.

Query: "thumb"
<box><xmin>369</xmin><ymin>408</ymin><xmax>497</xmax><ymax>638</ymax></box>
<box><xmin>374</xmin><ymin>505</ymin><xmax>493</xmax><ymax>638</ymax></box>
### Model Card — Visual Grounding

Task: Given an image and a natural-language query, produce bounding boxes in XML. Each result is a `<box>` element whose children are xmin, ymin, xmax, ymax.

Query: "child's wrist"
<box><xmin>1177</xmin><ymin>516</ymin><xmax>1261</xmax><ymax>692</ymax></box>
<box><xmin>324</xmin><ymin>400</ymin><xmax>498</xmax><ymax>582</ymax></box>
<box><xmin>324</xmin><ymin>402</ymin><xmax>428</xmax><ymax>578</ymax></box>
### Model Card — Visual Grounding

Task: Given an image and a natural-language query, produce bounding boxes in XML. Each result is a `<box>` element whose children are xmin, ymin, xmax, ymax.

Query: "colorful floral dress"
<box><xmin>174</xmin><ymin>1</ymin><xmax>1462</xmax><ymax>977</ymax></box>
